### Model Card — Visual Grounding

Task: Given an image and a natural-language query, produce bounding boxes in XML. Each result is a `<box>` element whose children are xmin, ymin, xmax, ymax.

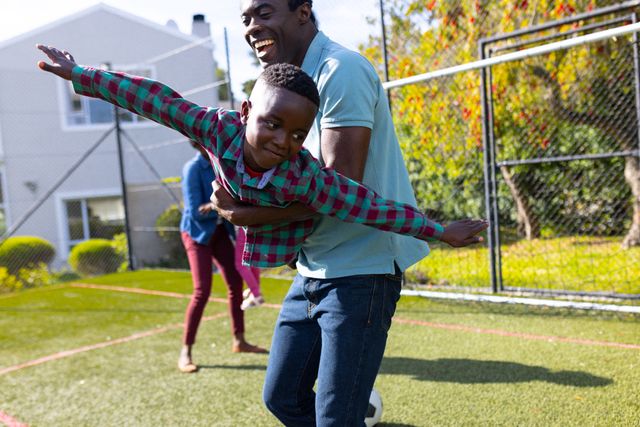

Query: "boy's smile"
<box><xmin>241</xmin><ymin>81</ymin><xmax>317</xmax><ymax>172</ymax></box>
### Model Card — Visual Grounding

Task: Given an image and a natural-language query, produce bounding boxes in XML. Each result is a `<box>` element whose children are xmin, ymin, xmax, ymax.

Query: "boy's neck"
<box><xmin>244</xmin><ymin>161</ymin><xmax>263</xmax><ymax>178</ymax></box>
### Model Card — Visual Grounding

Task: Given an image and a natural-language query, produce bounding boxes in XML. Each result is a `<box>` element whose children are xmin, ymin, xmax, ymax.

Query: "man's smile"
<box><xmin>253</xmin><ymin>39</ymin><xmax>276</xmax><ymax>58</ymax></box>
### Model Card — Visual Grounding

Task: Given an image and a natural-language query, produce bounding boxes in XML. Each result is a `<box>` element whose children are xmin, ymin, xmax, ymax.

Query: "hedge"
<box><xmin>0</xmin><ymin>236</ymin><xmax>55</xmax><ymax>274</ymax></box>
<box><xmin>68</xmin><ymin>239</ymin><xmax>125</xmax><ymax>276</ymax></box>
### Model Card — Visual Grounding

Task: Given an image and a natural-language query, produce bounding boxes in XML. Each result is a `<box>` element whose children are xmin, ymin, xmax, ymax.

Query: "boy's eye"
<box><xmin>292</xmin><ymin>133</ymin><xmax>307</xmax><ymax>143</ymax></box>
<box><xmin>265</xmin><ymin>120</ymin><xmax>278</xmax><ymax>129</ymax></box>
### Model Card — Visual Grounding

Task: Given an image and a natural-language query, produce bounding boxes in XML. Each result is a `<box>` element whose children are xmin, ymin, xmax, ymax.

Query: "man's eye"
<box><xmin>259</xmin><ymin>13</ymin><xmax>271</xmax><ymax>19</ymax></box>
<box><xmin>265</xmin><ymin>121</ymin><xmax>277</xmax><ymax>129</ymax></box>
<box><xmin>241</xmin><ymin>16</ymin><xmax>250</xmax><ymax>26</ymax></box>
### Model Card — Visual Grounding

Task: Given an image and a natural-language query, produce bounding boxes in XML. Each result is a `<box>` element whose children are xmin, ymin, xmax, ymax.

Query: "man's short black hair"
<box><xmin>288</xmin><ymin>0</ymin><xmax>316</xmax><ymax>24</ymax></box>
<box><xmin>259</xmin><ymin>63</ymin><xmax>320</xmax><ymax>108</ymax></box>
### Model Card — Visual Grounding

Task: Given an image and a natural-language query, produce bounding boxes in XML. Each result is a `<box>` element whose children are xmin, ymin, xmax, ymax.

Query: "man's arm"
<box><xmin>319</xmin><ymin>127</ymin><xmax>371</xmax><ymax>181</ymax></box>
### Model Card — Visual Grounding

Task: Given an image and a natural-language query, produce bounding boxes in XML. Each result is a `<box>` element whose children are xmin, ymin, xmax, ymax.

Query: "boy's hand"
<box><xmin>439</xmin><ymin>219</ymin><xmax>489</xmax><ymax>247</ymax></box>
<box><xmin>36</xmin><ymin>44</ymin><xmax>77</xmax><ymax>80</ymax></box>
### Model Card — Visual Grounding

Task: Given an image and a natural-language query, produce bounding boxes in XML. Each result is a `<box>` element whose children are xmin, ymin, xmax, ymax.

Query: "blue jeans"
<box><xmin>263</xmin><ymin>266</ymin><xmax>402</xmax><ymax>426</ymax></box>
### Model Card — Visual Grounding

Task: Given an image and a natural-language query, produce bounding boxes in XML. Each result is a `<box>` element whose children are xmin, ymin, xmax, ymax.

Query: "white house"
<box><xmin>0</xmin><ymin>4</ymin><xmax>225</xmax><ymax>267</ymax></box>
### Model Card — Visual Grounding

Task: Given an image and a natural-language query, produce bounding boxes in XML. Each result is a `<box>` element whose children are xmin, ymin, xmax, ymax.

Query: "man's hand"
<box><xmin>439</xmin><ymin>219</ymin><xmax>489</xmax><ymax>247</ymax></box>
<box><xmin>36</xmin><ymin>44</ymin><xmax>76</xmax><ymax>80</ymax></box>
<box><xmin>198</xmin><ymin>202</ymin><xmax>215</xmax><ymax>215</ymax></box>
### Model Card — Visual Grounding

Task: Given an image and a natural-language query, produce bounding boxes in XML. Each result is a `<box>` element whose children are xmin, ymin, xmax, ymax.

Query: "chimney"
<box><xmin>191</xmin><ymin>14</ymin><xmax>211</xmax><ymax>39</ymax></box>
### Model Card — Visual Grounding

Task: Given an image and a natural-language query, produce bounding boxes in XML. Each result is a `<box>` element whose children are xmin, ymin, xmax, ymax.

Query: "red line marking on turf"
<box><xmin>0</xmin><ymin>411</ymin><xmax>28</xmax><ymax>427</ymax></box>
<box><xmin>0</xmin><ymin>313</ymin><xmax>226</xmax><ymax>377</ymax></box>
<box><xmin>71</xmin><ymin>283</ymin><xmax>283</xmax><ymax>309</ymax></box>
<box><xmin>69</xmin><ymin>283</ymin><xmax>639</xmax><ymax>350</ymax></box>
<box><xmin>71</xmin><ymin>283</ymin><xmax>228</xmax><ymax>304</ymax></box>
<box><xmin>393</xmin><ymin>317</ymin><xmax>640</xmax><ymax>350</ymax></box>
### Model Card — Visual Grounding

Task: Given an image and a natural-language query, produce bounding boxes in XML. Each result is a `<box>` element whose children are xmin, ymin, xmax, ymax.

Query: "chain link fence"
<box><xmin>1</xmin><ymin>2</ymin><xmax>639</xmax><ymax>300</ymax></box>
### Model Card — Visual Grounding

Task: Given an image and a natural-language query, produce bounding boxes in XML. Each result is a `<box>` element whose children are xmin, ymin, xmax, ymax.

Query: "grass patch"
<box><xmin>409</xmin><ymin>236</ymin><xmax>640</xmax><ymax>294</ymax></box>
<box><xmin>0</xmin><ymin>270</ymin><xmax>638</xmax><ymax>426</ymax></box>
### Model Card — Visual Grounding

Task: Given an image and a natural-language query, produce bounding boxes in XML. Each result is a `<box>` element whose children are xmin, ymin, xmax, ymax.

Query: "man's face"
<box><xmin>241</xmin><ymin>82</ymin><xmax>317</xmax><ymax>172</ymax></box>
<box><xmin>240</xmin><ymin>0</ymin><xmax>311</xmax><ymax>67</ymax></box>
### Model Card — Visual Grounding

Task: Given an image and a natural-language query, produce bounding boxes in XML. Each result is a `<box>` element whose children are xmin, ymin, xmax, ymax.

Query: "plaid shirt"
<box><xmin>72</xmin><ymin>66</ymin><xmax>444</xmax><ymax>267</ymax></box>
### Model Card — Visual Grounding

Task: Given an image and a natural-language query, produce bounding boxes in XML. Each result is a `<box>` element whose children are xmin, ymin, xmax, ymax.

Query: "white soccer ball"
<box><xmin>364</xmin><ymin>388</ymin><xmax>383</xmax><ymax>426</ymax></box>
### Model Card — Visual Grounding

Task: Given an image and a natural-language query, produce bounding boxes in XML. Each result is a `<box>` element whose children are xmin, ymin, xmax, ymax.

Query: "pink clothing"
<box><xmin>235</xmin><ymin>227</ymin><xmax>262</xmax><ymax>298</ymax></box>
<box><xmin>181</xmin><ymin>228</ymin><xmax>244</xmax><ymax>345</ymax></box>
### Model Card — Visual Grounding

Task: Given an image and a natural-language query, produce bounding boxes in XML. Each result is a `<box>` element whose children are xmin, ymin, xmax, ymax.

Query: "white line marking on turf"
<box><xmin>401</xmin><ymin>290</ymin><xmax>640</xmax><ymax>314</ymax></box>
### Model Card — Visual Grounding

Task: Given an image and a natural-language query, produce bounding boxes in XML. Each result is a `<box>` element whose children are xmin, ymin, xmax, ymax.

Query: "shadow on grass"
<box><xmin>196</xmin><ymin>364</ymin><xmax>267</xmax><ymax>371</ymax></box>
<box><xmin>379</xmin><ymin>357</ymin><xmax>612</xmax><ymax>387</ymax></box>
<box><xmin>378</xmin><ymin>423</ymin><xmax>417</xmax><ymax>427</ymax></box>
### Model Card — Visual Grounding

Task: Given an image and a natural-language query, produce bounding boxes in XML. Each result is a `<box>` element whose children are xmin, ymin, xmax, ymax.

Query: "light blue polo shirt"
<box><xmin>297</xmin><ymin>31</ymin><xmax>430</xmax><ymax>278</ymax></box>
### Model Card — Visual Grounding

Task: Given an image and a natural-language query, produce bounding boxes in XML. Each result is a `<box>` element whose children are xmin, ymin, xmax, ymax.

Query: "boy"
<box><xmin>36</xmin><ymin>45</ymin><xmax>488</xmax><ymax>268</ymax></box>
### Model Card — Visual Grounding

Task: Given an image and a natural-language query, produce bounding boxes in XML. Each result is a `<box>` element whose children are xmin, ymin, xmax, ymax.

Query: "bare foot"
<box><xmin>232</xmin><ymin>341</ymin><xmax>268</xmax><ymax>354</ymax></box>
<box><xmin>178</xmin><ymin>346</ymin><xmax>197</xmax><ymax>373</ymax></box>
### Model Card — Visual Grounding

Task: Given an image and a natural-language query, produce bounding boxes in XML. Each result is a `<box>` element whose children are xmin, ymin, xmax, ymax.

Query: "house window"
<box><xmin>0</xmin><ymin>171</ymin><xmax>6</xmax><ymax>235</ymax></box>
<box><xmin>65</xmin><ymin>196</ymin><xmax>124</xmax><ymax>249</ymax></box>
<box><xmin>64</xmin><ymin>67</ymin><xmax>152</xmax><ymax>127</ymax></box>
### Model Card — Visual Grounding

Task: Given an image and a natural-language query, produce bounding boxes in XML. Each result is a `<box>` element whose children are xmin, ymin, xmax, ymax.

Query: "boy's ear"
<box><xmin>240</xmin><ymin>99</ymin><xmax>252</xmax><ymax>124</ymax></box>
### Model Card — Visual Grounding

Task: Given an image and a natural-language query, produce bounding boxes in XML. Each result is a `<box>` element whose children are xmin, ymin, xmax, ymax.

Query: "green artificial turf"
<box><xmin>409</xmin><ymin>236</ymin><xmax>640</xmax><ymax>294</ymax></box>
<box><xmin>1</xmin><ymin>270</ymin><xmax>638</xmax><ymax>426</ymax></box>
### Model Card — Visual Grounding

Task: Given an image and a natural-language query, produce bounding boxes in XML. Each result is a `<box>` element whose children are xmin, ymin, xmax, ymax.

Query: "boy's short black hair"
<box><xmin>288</xmin><ymin>0</ymin><xmax>316</xmax><ymax>24</ymax></box>
<box><xmin>259</xmin><ymin>63</ymin><xmax>320</xmax><ymax>108</ymax></box>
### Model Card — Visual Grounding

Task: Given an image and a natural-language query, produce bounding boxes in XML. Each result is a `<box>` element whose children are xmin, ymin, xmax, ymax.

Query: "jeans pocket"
<box><xmin>380</xmin><ymin>278</ymin><xmax>402</xmax><ymax>333</ymax></box>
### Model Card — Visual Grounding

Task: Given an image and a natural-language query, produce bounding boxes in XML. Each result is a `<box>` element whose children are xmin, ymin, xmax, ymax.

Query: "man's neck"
<box><xmin>292</xmin><ymin>28</ymin><xmax>318</xmax><ymax>67</ymax></box>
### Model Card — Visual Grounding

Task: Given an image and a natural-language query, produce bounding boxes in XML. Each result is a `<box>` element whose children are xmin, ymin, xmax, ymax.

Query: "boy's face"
<box><xmin>241</xmin><ymin>81</ymin><xmax>317</xmax><ymax>172</ymax></box>
<box><xmin>240</xmin><ymin>0</ymin><xmax>312</xmax><ymax>67</ymax></box>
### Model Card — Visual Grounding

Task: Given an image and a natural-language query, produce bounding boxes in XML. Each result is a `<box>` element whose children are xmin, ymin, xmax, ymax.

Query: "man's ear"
<box><xmin>240</xmin><ymin>99</ymin><xmax>252</xmax><ymax>124</ymax></box>
<box><xmin>297</xmin><ymin>2</ymin><xmax>312</xmax><ymax>24</ymax></box>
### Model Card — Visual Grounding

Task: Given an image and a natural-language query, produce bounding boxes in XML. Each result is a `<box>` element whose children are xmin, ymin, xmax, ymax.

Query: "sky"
<box><xmin>0</xmin><ymin>0</ymin><xmax>382</xmax><ymax>98</ymax></box>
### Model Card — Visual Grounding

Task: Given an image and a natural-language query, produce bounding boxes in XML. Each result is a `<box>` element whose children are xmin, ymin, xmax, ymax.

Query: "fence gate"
<box><xmin>481</xmin><ymin>5</ymin><xmax>640</xmax><ymax>297</ymax></box>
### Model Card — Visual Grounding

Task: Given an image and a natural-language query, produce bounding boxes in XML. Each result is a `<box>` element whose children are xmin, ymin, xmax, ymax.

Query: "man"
<box><xmin>208</xmin><ymin>1</ymin><xmax>486</xmax><ymax>425</ymax></box>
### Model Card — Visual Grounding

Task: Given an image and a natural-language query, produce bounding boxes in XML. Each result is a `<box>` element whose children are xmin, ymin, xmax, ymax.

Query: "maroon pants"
<box><xmin>181</xmin><ymin>227</ymin><xmax>244</xmax><ymax>345</ymax></box>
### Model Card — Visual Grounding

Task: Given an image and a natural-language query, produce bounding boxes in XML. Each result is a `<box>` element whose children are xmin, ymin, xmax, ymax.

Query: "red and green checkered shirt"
<box><xmin>71</xmin><ymin>66</ymin><xmax>444</xmax><ymax>267</ymax></box>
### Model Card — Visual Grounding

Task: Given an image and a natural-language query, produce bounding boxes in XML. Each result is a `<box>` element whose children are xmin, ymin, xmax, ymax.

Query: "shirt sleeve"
<box><xmin>71</xmin><ymin>65</ymin><xmax>221</xmax><ymax>157</ymax></box>
<box><xmin>293</xmin><ymin>158</ymin><xmax>444</xmax><ymax>240</ymax></box>
<box><xmin>317</xmin><ymin>52</ymin><xmax>378</xmax><ymax>130</ymax></box>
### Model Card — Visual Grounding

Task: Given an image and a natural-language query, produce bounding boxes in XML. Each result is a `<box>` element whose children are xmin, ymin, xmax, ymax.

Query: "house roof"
<box><xmin>0</xmin><ymin>3</ymin><xmax>210</xmax><ymax>50</ymax></box>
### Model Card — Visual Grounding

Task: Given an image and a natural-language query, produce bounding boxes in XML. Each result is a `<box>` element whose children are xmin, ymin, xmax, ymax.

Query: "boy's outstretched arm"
<box><xmin>439</xmin><ymin>219</ymin><xmax>489</xmax><ymax>247</ymax></box>
<box><xmin>36</xmin><ymin>44</ymin><xmax>224</xmax><ymax>156</ymax></box>
<box><xmin>36</xmin><ymin>44</ymin><xmax>75</xmax><ymax>80</ymax></box>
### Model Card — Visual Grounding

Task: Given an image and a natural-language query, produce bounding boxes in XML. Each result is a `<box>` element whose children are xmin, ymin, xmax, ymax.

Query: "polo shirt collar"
<box><xmin>301</xmin><ymin>31</ymin><xmax>330</xmax><ymax>76</ymax></box>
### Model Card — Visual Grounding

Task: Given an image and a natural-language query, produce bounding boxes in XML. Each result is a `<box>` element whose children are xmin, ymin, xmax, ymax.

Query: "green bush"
<box><xmin>155</xmin><ymin>204</ymin><xmax>188</xmax><ymax>269</ymax></box>
<box><xmin>0</xmin><ymin>236</ymin><xmax>55</xmax><ymax>274</ymax></box>
<box><xmin>68</xmin><ymin>239</ymin><xmax>125</xmax><ymax>277</ymax></box>
<box><xmin>0</xmin><ymin>267</ymin><xmax>21</xmax><ymax>293</ymax></box>
<box><xmin>17</xmin><ymin>263</ymin><xmax>53</xmax><ymax>289</ymax></box>
<box><xmin>112</xmin><ymin>233</ymin><xmax>129</xmax><ymax>272</ymax></box>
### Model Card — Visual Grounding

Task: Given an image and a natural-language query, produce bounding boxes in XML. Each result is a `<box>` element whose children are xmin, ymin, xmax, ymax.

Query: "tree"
<box><xmin>361</xmin><ymin>0</ymin><xmax>639</xmax><ymax>246</ymax></box>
